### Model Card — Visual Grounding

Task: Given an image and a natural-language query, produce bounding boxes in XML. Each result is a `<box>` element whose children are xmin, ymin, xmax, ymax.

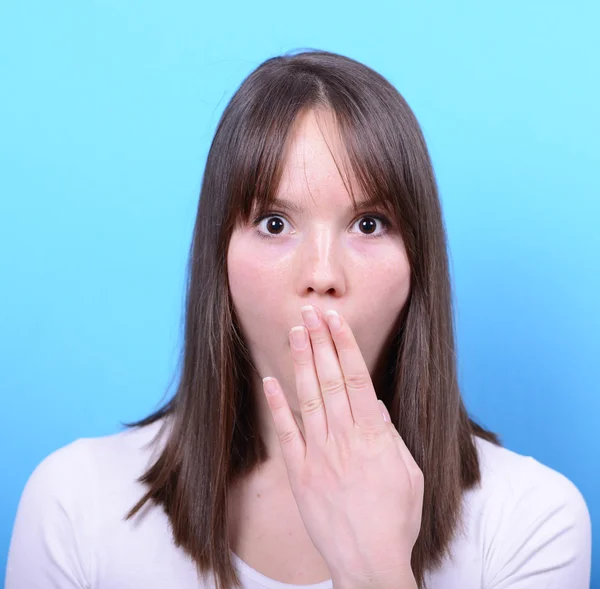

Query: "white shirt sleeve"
<box><xmin>486</xmin><ymin>457</ymin><xmax>592</xmax><ymax>589</ymax></box>
<box><xmin>5</xmin><ymin>439</ymin><xmax>95</xmax><ymax>589</ymax></box>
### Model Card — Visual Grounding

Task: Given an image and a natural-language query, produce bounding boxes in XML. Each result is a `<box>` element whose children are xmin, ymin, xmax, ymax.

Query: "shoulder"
<box><xmin>23</xmin><ymin>417</ymin><xmax>168</xmax><ymax>501</ymax></box>
<box><xmin>474</xmin><ymin>436</ymin><xmax>589</xmax><ymax>517</ymax></box>
<box><xmin>5</xmin><ymin>418</ymin><xmax>170</xmax><ymax>588</ymax></box>
<box><xmin>467</xmin><ymin>436</ymin><xmax>592</xmax><ymax>588</ymax></box>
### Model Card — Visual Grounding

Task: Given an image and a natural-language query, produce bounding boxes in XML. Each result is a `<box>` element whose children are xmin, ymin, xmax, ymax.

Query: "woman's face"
<box><xmin>227</xmin><ymin>109</ymin><xmax>411</xmax><ymax>417</ymax></box>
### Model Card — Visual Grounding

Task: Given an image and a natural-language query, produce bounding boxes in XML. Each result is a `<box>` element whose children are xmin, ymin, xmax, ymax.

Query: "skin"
<box><xmin>227</xmin><ymin>108</ymin><xmax>411</xmax><ymax>470</ymax></box>
<box><xmin>227</xmin><ymin>109</ymin><xmax>419</xmax><ymax>587</ymax></box>
<box><xmin>261</xmin><ymin>306</ymin><xmax>423</xmax><ymax>589</ymax></box>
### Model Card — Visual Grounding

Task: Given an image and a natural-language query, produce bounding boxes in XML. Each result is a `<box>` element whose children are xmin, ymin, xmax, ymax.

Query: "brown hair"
<box><xmin>122</xmin><ymin>48</ymin><xmax>501</xmax><ymax>589</ymax></box>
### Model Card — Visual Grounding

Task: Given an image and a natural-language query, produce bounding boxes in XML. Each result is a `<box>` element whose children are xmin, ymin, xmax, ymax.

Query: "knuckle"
<box><xmin>292</xmin><ymin>354</ymin><xmax>313</xmax><ymax>368</ymax></box>
<box><xmin>310</xmin><ymin>333</ymin><xmax>328</xmax><ymax>347</ymax></box>
<box><xmin>279</xmin><ymin>428</ymin><xmax>300</xmax><ymax>446</ymax></box>
<box><xmin>300</xmin><ymin>396</ymin><xmax>325</xmax><ymax>416</ymax></box>
<box><xmin>357</xmin><ymin>426</ymin><xmax>383</xmax><ymax>442</ymax></box>
<box><xmin>336</xmin><ymin>335</ymin><xmax>353</xmax><ymax>350</ymax></box>
<box><xmin>320</xmin><ymin>378</ymin><xmax>347</xmax><ymax>396</ymax></box>
<box><xmin>413</xmin><ymin>466</ymin><xmax>425</xmax><ymax>485</ymax></box>
<box><xmin>344</xmin><ymin>373</ymin><xmax>371</xmax><ymax>391</ymax></box>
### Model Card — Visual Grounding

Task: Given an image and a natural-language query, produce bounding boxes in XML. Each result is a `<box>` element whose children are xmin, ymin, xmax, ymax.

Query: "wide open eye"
<box><xmin>252</xmin><ymin>212</ymin><xmax>392</xmax><ymax>240</ymax></box>
<box><xmin>351</xmin><ymin>215</ymin><xmax>391</xmax><ymax>239</ymax></box>
<box><xmin>253</xmin><ymin>214</ymin><xmax>291</xmax><ymax>240</ymax></box>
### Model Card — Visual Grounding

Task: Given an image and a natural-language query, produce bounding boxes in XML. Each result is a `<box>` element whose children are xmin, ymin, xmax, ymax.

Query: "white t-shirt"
<box><xmin>5</xmin><ymin>417</ymin><xmax>592</xmax><ymax>589</ymax></box>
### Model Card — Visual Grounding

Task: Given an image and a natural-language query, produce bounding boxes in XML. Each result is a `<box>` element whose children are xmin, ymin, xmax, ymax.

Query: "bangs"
<box><xmin>227</xmin><ymin>104</ymin><xmax>406</xmax><ymax>230</ymax></box>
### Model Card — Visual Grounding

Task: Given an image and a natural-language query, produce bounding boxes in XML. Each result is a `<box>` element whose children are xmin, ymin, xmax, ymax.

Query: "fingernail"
<box><xmin>301</xmin><ymin>305</ymin><xmax>320</xmax><ymax>329</ymax></box>
<box><xmin>290</xmin><ymin>326</ymin><xmax>308</xmax><ymax>349</ymax></box>
<box><xmin>325</xmin><ymin>310</ymin><xmax>341</xmax><ymax>331</ymax></box>
<box><xmin>263</xmin><ymin>377</ymin><xmax>278</xmax><ymax>396</ymax></box>
<box><xmin>378</xmin><ymin>399</ymin><xmax>390</xmax><ymax>422</ymax></box>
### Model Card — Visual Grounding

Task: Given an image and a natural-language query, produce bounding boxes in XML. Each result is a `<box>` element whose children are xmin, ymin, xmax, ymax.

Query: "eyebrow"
<box><xmin>266</xmin><ymin>195</ymin><xmax>388</xmax><ymax>215</ymax></box>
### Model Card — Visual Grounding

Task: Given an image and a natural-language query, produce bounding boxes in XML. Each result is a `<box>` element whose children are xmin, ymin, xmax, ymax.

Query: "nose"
<box><xmin>296</xmin><ymin>225</ymin><xmax>347</xmax><ymax>297</ymax></box>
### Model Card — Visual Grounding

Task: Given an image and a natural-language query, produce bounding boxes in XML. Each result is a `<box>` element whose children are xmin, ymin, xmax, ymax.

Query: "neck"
<box><xmin>249</xmin><ymin>371</ymin><xmax>306</xmax><ymax>471</ymax></box>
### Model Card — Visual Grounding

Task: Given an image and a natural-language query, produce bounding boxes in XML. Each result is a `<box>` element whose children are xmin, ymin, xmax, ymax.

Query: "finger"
<box><xmin>378</xmin><ymin>399</ymin><xmax>392</xmax><ymax>423</ymax></box>
<box><xmin>325</xmin><ymin>309</ymin><xmax>385</xmax><ymax>432</ymax></box>
<box><xmin>379</xmin><ymin>399</ymin><xmax>405</xmax><ymax>440</ymax></box>
<box><xmin>392</xmin><ymin>426</ymin><xmax>423</xmax><ymax>480</ymax></box>
<box><xmin>379</xmin><ymin>399</ymin><xmax>423</xmax><ymax>483</ymax></box>
<box><xmin>300</xmin><ymin>305</ymin><xmax>354</xmax><ymax>437</ymax></box>
<box><xmin>395</xmin><ymin>434</ymin><xmax>425</xmax><ymax>492</ymax></box>
<box><xmin>262</xmin><ymin>376</ymin><xmax>305</xmax><ymax>475</ymax></box>
<box><xmin>288</xmin><ymin>324</ymin><xmax>328</xmax><ymax>445</ymax></box>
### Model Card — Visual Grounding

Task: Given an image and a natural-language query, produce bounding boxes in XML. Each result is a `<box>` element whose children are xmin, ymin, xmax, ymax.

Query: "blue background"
<box><xmin>1</xmin><ymin>0</ymin><xmax>598</xmax><ymax>585</ymax></box>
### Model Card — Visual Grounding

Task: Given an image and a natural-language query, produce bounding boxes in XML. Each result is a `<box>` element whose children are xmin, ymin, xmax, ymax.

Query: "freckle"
<box><xmin>256</xmin><ymin>493</ymin><xmax>261</xmax><ymax>498</ymax></box>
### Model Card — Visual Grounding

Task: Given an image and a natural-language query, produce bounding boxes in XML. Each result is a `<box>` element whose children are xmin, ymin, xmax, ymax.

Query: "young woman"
<box><xmin>6</xmin><ymin>49</ymin><xmax>591</xmax><ymax>589</ymax></box>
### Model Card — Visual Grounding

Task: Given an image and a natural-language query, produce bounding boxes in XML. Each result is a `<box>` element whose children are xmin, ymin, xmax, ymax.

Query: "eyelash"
<box><xmin>252</xmin><ymin>212</ymin><xmax>392</xmax><ymax>241</ymax></box>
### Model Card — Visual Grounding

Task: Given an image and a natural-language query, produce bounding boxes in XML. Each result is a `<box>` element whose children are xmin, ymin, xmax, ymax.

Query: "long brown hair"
<box><xmin>122</xmin><ymin>49</ymin><xmax>501</xmax><ymax>589</ymax></box>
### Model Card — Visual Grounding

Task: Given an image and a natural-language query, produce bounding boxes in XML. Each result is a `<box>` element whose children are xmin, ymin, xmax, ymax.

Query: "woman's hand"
<box><xmin>262</xmin><ymin>304</ymin><xmax>424</xmax><ymax>589</ymax></box>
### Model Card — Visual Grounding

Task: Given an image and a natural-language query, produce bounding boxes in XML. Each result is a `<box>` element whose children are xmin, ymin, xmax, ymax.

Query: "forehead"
<box><xmin>273</xmin><ymin>109</ymin><xmax>359</xmax><ymax>209</ymax></box>
<box><xmin>243</xmin><ymin>107</ymin><xmax>394</xmax><ymax>224</ymax></box>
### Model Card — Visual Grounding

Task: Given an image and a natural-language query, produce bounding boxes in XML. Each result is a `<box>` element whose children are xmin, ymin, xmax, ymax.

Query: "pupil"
<box><xmin>268</xmin><ymin>218</ymin><xmax>284</xmax><ymax>234</ymax></box>
<box><xmin>265</xmin><ymin>217</ymin><xmax>377</xmax><ymax>235</ymax></box>
<box><xmin>360</xmin><ymin>218</ymin><xmax>376</xmax><ymax>234</ymax></box>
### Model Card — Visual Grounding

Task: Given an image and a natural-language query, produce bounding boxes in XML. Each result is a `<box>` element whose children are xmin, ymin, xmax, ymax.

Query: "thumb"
<box><xmin>378</xmin><ymin>399</ymin><xmax>392</xmax><ymax>423</ymax></box>
<box><xmin>378</xmin><ymin>399</ymin><xmax>402</xmax><ymax>440</ymax></box>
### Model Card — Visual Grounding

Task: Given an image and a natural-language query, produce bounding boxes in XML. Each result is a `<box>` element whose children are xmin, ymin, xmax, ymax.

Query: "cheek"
<box><xmin>229</xmin><ymin>257</ymin><xmax>259</xmax><ymax>300</ymax></box>
<box><xmin>352</xmin><ymin>257</ymin><xmax>410</xmax><ymax>369</ymax></box>
<box><xmin>229</xmin><ymin>252</ymin><xmax>281</xmax><ymax>306</ymax></box>
<box><xmin>352</xmin><ymin>245</ymin><xmax>411</xmax><ymax>303</ymax></box>
<box><xmin>228</xmin><ymin>241</ymin><xmax>290</xmax><ymax>344</ymax></box>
